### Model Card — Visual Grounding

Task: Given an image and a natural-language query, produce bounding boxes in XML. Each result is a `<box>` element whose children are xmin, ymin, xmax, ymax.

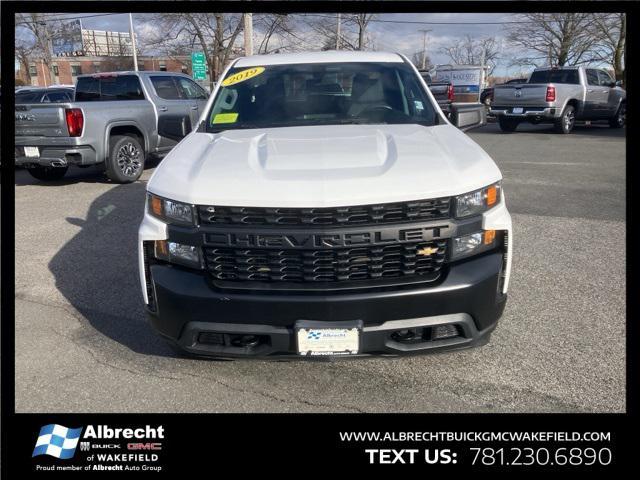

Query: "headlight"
<box><xmin>148</xmin><ymin>193</ymin><xmax>195</xmax><ymax>225</ymax></box>
<box><xmin>154</xmin><ymin>240</ymin><xmax>202</xmax><ymax>269</ymax></box>
<box><xmin>450</xmin><ymin>230</ymin><xmax>498</xmax><ymax>261</ymax></box>
<box><xmin>454</xmin><ymin>182</ymin><xmax>501</xmax><ymax>218</ymax></box>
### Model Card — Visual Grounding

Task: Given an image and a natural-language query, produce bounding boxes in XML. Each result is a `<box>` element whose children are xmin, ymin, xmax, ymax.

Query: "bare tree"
<box><xmin>589</xmin><ymin>13</ymin><xmax>626</xmax><ymax>81</ymax></box>
<box><xmin>254</xmin><ymin>14</ymin><xmax>297</xmax><ymax>54</ymax></box>
<box><xmin>143</xmin><ymin>13</ymin><xmax>244</xmax><ymax>87</ymax></box>
<box><xmin>506</xmin><ymin>13</ymin><xmax>602</xmax><ymax>67</ymax></box>
<box><xmin>16</xmin><ymin>13</ymin><xmax>61</xmax><ymax>85</ymax></box>
<box><xmin>299</xmin><ymin>13</ymin><xmax>376</xmax><ymax>51</ymax></box>
<box><xmin>410</xmin><ymin>51</ymin><xmax>433</xmax><ymax>71</ymax></box>
<box><xmin>440</xmin><ymin>35</ymin><xmax>501</xmax><ymax>74</ymax></box>
<box><xmin>300</xmin><ymin>14</ymin><xmax>358</xmax><ymax>51</ymax></box>
<box><xmin>15</xmin><ymin>35</ymin><xmax>37</xmax><ymax>84</ymax></box>
<box><xmin>349</xmin><ymin>14</ymin><xmax>376</xmax><ymax>50</ymax></box>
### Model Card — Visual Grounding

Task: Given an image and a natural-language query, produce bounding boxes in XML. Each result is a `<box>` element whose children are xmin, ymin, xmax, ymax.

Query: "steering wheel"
<box><xmin>359</xmin><ymin>104</ymin><xmax>394</xmax><ymax>115</ymax></box>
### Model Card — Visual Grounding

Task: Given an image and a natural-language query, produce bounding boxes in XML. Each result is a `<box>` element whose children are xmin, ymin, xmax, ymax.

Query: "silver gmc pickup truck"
<box><xmin>14</xmin><ymin>71</ymin><xmax>209</xmax><ymax>182</ymax></box>
<box><xmin>490</xmin><ymin>66</ymin><xmax>625</xmax><ymax>134</ymax></box>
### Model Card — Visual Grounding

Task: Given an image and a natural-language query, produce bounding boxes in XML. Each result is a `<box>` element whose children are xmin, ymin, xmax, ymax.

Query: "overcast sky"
<box><xmin>17</xmin><ymin>12</ymin><xmax>540</xmax><ymax>77</ymax></box>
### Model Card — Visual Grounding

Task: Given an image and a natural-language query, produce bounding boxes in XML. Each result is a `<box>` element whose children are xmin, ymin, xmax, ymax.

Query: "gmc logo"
<box><xmin>204</xmin><ymin>225</ymin><xmax>450</xmax><ymax>249</ymax></box>
<box><xmin>15</xmin><ymin>113</ymin><xmax>36</xmax><ymax>121</ymax></box>
<box><xmin>127</xmin><ymin>443</ymin><xmax>162</xmax><ymax>451</ymax></box>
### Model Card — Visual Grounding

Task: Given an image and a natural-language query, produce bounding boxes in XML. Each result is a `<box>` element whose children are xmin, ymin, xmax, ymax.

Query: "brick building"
<box><xmin>17</xmin><ymin>55</ymin><xmax>194</xmax><ymax>87</ymax></box>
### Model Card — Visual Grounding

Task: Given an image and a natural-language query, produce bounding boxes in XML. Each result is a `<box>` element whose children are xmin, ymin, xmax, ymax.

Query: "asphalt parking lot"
<box><xmin>14</xmin><ymin>121</ymin><xmax>625</xmax><ymax>413</ymax></box>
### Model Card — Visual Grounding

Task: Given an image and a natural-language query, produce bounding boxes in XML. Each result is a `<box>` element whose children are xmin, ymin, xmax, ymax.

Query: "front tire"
<box><xmin>105</xmin><ymin>135</ymin><xmax>145</xmax><ymax>183</ymax></box>
<box><xmin>27</xmin><ymin>166</ymin><xmax>68</xmax><ymax>182</ymax></box>
<box><xmin>609</xmin><ymin>103</ymin><xmax>625</xmax><ymax>128</ymax></box>
<box><xmin>554</xmin><ymin>105</ymin><xmax>575</xmax><ymax>134</ymax></box>
<box><xmin>498</xmin><ymin>116</ymin><xmax>519</xmax><ymax>132</ymax></box>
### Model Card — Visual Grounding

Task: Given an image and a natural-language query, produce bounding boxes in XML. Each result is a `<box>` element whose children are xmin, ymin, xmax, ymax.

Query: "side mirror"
<box><xmin>450</xmin><ymin>103</ymin><xmax>487</xmax><ymax>131</ymax></box>
<box><xmin>615</xmin><ymin>80</ymin><xmax>623</xmax><ymax>88</ymax></box>
<box><xmin>158</xmin><ymin>115</ymin><xmax>191</xmax><ymax>142</ymax></box>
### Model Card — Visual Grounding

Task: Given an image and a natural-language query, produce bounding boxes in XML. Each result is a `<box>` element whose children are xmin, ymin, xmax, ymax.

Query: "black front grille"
<box><xmin>198</xmin><ymin>198</ymin><xmax>451</xmax><ymax>227</ymax></box>
<box><xmin>203</xmin><ymin>240</ymin><xmax>447</xmax><ymax>285</ymax></box>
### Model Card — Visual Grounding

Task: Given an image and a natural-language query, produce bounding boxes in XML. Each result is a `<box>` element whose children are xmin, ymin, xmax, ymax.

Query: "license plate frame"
<box><xmin>23</xmin><ymin>146</ymin><xmax>40</xmax><ymax>158</ymax></box>
<box><xmin>295</xmin><ymin>320</ymin><xmax>362</xmax><ymax>357</ymax></box>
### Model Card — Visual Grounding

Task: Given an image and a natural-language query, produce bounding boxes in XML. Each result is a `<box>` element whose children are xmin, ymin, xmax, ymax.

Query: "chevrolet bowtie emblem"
<box><xmin>417</xmin><ymin>246</ymin><xmax>439</xmax><ymax>256</ymax></box>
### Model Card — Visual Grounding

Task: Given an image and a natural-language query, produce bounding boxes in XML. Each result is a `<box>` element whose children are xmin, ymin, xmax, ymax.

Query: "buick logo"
<box><xmin>16</xmin><ymin>113</ymin><xmax>36</xmax><ymax>121</ymax></box>
<box><xmin>514</xmin><ymin>89</ymin><xmax>522</xmax><ymax>98</ymax></box>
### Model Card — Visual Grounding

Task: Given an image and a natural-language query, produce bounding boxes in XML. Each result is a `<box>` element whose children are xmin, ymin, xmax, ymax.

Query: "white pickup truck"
<box><xmin>491</xmin><ymin>66</ymin><xmax>626</xmax><ymax>133</ymax></box>
<box><xmin>138</xmin><ymin>51</ymin><xmax>512</xmax><ymax>359</ymax></box>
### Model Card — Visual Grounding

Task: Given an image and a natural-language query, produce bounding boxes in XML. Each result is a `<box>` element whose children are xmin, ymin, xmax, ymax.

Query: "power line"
<box><xmin>299</xmin><ymin>13</ymin><xmax>554</xmax><ymax>26</ymax></box>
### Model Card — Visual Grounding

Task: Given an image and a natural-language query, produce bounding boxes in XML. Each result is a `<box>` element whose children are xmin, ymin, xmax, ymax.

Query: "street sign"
<box><xmin>51</xmin><ymin>19</ymin><xmax>83</xmax><ymax>55</ymax></box>
<box><xmin>191</xmin><ymin>52</ymin><xmax>207</xmax><ymax>81</ymax></box>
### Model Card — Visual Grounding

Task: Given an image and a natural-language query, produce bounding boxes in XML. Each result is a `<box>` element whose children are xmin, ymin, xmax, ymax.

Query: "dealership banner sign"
<box><xmin>51</xmin><ymin>19</ymin><xmax>83</xmax><ymax>56</ymax></box>
<box><xmin>435</xmin><ymin>68</ymin><xmax>483</xmax><ymax>94</ymax></box>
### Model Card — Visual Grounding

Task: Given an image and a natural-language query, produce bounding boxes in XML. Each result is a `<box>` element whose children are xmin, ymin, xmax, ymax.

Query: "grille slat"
<box><xmin>204</xmin><ymin>240</ymin><xmax>447</xmax><ymax>284</ymax></box>
<box><xmin>199</xmin><ymin>198</ymin><xmax>451</xmax><ymax>227</ymax></box>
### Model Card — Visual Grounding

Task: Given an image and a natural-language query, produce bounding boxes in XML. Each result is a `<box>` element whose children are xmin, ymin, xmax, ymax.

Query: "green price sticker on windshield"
<box><xmin>212</xmin><ymin>112</ymin><xmax>239</xmax><ymax>124</ymax></box>
<box><xmin>221</xmin><ymin>67</ymin><xmax>265</xmax><ymax>87</ymax></box>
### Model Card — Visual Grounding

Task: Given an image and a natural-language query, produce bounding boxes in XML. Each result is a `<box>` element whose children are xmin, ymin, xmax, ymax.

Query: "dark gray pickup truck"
<box><xmin>14</xmin><ymin>71</ymin><xmax>209</xmax><ymax>182</ymax></box>
<box><xmin>419</xmin><ymin>71</ymin><xmax>454</xmax><ymax>117</ymax></box>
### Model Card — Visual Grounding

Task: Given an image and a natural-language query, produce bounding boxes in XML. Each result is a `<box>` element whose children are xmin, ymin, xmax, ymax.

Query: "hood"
<box><xmin>148</xmin><ymin>124</ymin><xmax>502</xmax><ymax>207</ymax></box>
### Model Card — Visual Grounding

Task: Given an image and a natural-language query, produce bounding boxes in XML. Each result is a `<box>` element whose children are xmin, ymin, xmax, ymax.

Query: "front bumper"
<box><xmin>139</xmin><ymin>201</ymin><xmax>512</xmax><ymax>358</ymax></box>
<box><xmin>146</xmin><ymin>252</ymin><xmax>506</xmax><ymax>358</ymax></box>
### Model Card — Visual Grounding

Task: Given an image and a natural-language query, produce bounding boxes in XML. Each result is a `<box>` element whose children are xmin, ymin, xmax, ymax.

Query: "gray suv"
<box><xmin>14</xmin><ymin>71</ymin><xmax>209</xmax><ymax>182</ymax></box>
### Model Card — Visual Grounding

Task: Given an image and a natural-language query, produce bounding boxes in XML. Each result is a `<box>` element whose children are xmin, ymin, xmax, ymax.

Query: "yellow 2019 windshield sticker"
<box><xmin>212</xmin><ymin>112</ymin><xmax>239</xmax><ymax>124</ymax></box>
<box><xmin>221</xmin><ymin>67</ymin><xmax>265</xmax><ymax>87</ymax></box>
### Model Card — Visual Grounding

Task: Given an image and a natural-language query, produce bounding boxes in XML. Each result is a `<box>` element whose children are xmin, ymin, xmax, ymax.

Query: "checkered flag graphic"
<box><xmin>307</xmin><ymin>331</ymin><xmax>322</xmax><ymax>340</ymax></box>
<box><xmin>32</xmin><ymin>424</ymin><xmax>83</xmax><ymax>459</ymax></box>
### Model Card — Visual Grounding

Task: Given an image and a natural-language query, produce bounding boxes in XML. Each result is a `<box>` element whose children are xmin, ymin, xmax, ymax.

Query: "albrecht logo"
<box><xmin>33</xmin><ymin>425</ymin><xmax>83</xmax><ymax>459</ymax></box>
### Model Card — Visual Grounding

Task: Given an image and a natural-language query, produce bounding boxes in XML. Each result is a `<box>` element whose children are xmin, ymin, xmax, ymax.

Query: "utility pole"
<box><xmin>336</xmin><ymin>13</ymin><xmax>341</xmax><ymax>50</ymax></box>
<box><xmin>129</xmin><ymin>13</ymin><xmax>139</xmax><ymax>71</ymax></box>
<box><xmin>36</xmin><ymin>20</ymin><xmax>56</xmax><ymax>86</ymax></box>
<box><xmin>244</xmin><ymin>13</ymin><xmax>254</xmax><ymax>56</ymax></box>
<box><xmin>419</xmin><ymin>29</ymin><xmax>432</xmax><ymax>70</ymax></box>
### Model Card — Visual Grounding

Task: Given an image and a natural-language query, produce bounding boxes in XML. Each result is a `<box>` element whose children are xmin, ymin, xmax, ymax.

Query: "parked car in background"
<box><xmin>481</xmin><ymin>78</ymin><xmax>527</xmax><ymax>106</ymax></box>
<box><xmin>491</xmin><ymin>66</ymin><xmax>625</xmax><ymax>133</ymax></box>
<box><xmin>15</xmin><ymin>87</ymin><xmax>75</xmax><ymax>104</ymax></box>
<box><xmin>14</xmin><ymin>71</ymin><xmax>209</xmax><ymax>182</ymax></box>
<box><xmin>419</xmin><ymin>70</ymin><xmax>454</xmax><ymax>117</ymax></box>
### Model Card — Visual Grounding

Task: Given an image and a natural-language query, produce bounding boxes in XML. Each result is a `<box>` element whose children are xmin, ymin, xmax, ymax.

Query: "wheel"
<box><xmin>554</xmin><ymin>105</ymin><xmax>575</xmax><ymax>134</ymax></box>
<box><xmin>498</xmin><ymin>116</ymin><xmax>519</xmax><ymax>132</ymax></box>
<box><xmin>105</xmin><ymin>135</ymin><xmax>145</xmax><ymax>183</ymax></box>
<box><xmin>27</xmin><ymin>165</ymin><xmax>68</xmax><ymax>181</ymax></box>
<box><xmin>609</xmin><ymin>103</ymin><xmax>625</xmax><ymax>128</ymax></box>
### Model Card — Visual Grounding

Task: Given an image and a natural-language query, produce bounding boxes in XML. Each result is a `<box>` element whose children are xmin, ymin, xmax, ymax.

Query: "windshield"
<box><xmin>205</xmin><ymin>62</ymin><xmax>438</xmax><ymax>132</ymax></box>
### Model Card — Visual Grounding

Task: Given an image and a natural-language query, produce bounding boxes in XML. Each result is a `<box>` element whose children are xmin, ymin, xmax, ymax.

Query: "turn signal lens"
<box><xmin>150</xmin><ymin>195</ymin><xmax>163</xmax><ymax>217</ymax></box>
<box><xmin>486</xmin><ymin>185</ymin><xmax>498</xmax><ymax>207</ymax></box>
<box><xmin>154</xmin><ymin>240</ymin><xmax>169</xmax><ymax>259</ymax></box>
<box><xmin>484</xmin><ymin>229</ymin><xmax>496</xmax><ymax>245</ymax></box>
